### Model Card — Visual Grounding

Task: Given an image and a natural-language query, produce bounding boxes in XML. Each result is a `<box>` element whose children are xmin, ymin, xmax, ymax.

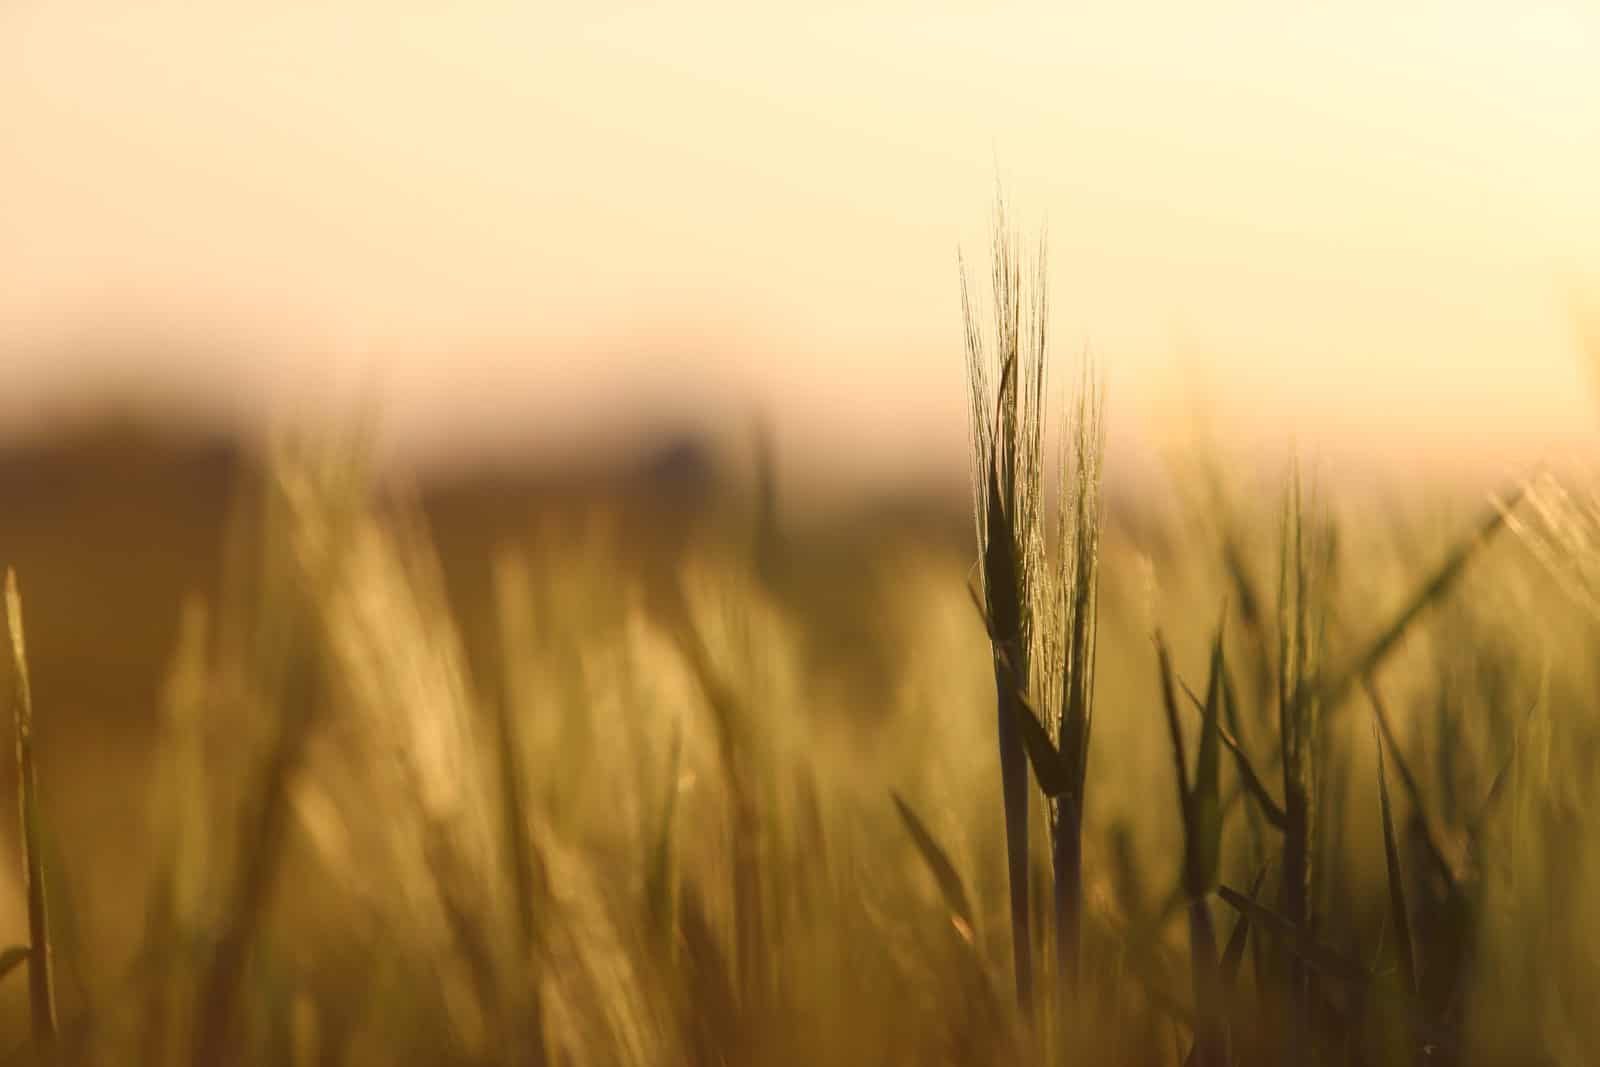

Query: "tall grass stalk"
<box><xmin>1157</xmin><ymin>629</ymin><xmax>1228</xmax><ymax>1067</ymax></box>
<box><xmin>141</xmin><ymin>596</ymin><xmax>211</xmax><ymax>1067</ymax></box>
<box><xmin>1275</xmin><ymin>469</ymin><xmax>1327</xmax><ymax>1044</ymax></box>
<box><xmin>1042</xmin><ymin>361</ymin><xmax>1105</xmax><ymax>1006</ymax></box>
<box><xmin>190</xmin><ymin>438</ymin><xmax>367</xmax><ymax>1067</ymax></box>
<box><xmin>489</xmin><ymin>551</ymin><xmax>550</xmax><ymax>1067</ymax></box>
<box><xmin>6</xmin><ymin>569</ymin><xmax>58</xmax><ymax>1051</ymax></box>
<box><xmin>651</xmin><ymin>574</ymin><xmax>767</xmax><ymax>1025</ymax></box>
<box><xmin>962</xmin><ymin>193</ymin><xmax>1049</xmax><ymax>1012</ymax></box>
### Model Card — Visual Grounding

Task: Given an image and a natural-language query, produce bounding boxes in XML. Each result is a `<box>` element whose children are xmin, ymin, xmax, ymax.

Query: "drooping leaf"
<box><xmin>892</xmin><ymin>792</ymin><xmax>978</xmax><ymax>943</ymax></box>
<box><xmin>1010</xmin><ymin>685</ymin><xmax>1073</xmax><ymax>798</ymax></box>
<box><xmin>1315</xmin><ymin>487</ymin><xmax>1524</xmax><ymax>712</ymax></box>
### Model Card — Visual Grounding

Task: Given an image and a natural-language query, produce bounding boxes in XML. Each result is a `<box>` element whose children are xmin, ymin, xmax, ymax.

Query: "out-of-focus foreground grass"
<box><xmin>0</xmin><ymin>414</ymin><xmax>1596</xmax><ymax>1066</ymax></box>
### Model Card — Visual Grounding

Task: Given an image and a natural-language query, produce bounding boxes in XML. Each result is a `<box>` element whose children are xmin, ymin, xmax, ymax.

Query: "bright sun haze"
<box><xmin>2</xmin><ymin>0</ymin><xmax>1597</xmax><ymax>491</ymax></box>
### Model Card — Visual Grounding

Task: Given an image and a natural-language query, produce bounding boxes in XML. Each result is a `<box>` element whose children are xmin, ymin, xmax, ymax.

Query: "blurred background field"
<box><xmin>0</xmin><ymin>403</ymin><xmax>1595</xmax><ymax>1065</ymax></box>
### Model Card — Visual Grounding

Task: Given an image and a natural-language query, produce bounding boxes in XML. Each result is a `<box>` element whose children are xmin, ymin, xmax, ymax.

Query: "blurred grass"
<box><xmin>0</xmin><ymin>411</ymin><xmax>1596</xmax><ymax>1065</ymax></box>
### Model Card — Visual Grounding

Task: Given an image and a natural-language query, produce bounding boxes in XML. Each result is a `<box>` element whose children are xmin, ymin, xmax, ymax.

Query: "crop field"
<box><xmin>1</xmin><ymin>221</ymin><xmax>1597</xmax><ymax>1067</ymax></box>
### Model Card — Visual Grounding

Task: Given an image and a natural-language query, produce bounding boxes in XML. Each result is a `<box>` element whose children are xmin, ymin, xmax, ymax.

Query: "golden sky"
<box><xmin>2</xmin><ymin>1</ymin><xmax>1597</xmax><ymax>491</ymax></box>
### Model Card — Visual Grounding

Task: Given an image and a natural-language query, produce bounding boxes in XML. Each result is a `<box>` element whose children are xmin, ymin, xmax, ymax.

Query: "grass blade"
<box><xmin>1372</xmin><ymin>710</ymin><xmax>1419</xmax><ymax>999</ymax></box>
<box><xmin>892</xmin><ymin>792</ymin><xmax>978</xmax><ymax>944</ymax></box>
<box><xmin>1314</xmin><ymin>487</ymin><xmax>1523</xmax><ymax>712</ymax></box>
<box><xmin>1187</xmin><ymin>626</ymin><xmax>1225</xmax><ymax>897</ymax></box>
<box><xmin>1182</xmin><ymin>675</ymin><xmax>1287</xmax><ymax>831</ymax></box>
<box><xmin>1220</xmin><ymin>868</ymin><xmax>1266</xmax><ymax>989</ymax></box>
<box><xmin>647</xmin><ymin>722</ymin><xmax>685</xmax><ymax>946</ymax></box>
<box><xmin>1468</xmin><ymin>693</ymin><xmax>1539</xmax><ymax>841</ymax></box>
<box><xmin>1005</xmin><ymin>676</ymin><xmax>1072</xmax><ymax>797</ymax></box>
<box><xmin>1364</xmin><ymin>677</ymin><xmax>1469</xmax><ymax>895</ymax></box>
<box><xmin>1156</xmin><ymin>634</ymin><xmax>1192</xmax><ymax>811</ymax></box>
<box><xmin>6</xmin><ymin>570</ymin><xmax>58</xmax><ymax>1049</ymax></box>
<box><xmin>1186</xmin><ymin>899</ymin><xmax>1228</xmax><ymax>1067</ymax></box>
<box><xmin>1215</xmin><ymin>885</ymin><xmax>1371</xmax><ymax>986</ymax></box>
<box><xmin>677</xmin><ymin>883</ymin><xmax>741</xmax><ymax>1064</ymax></box>
<box><xmin>1166</xmin><ymin>625</ymin><xmax>1230</xmax><ymax>1067</ymax></box>
<box><xmin>489</xmin><ymin>551</ymin><xmax>541</xmax><ymax>958</ymax></box>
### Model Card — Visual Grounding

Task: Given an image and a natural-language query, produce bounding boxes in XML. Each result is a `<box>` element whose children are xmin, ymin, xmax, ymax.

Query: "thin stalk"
<box><xmin>994</xmin><ymin>646</ymin><xmax>1033</xmax><ymax>1011</ymax></box>
<box><xmin>6</xmin><ymin>571</ymin><xmax>57</xmax><ymax>1051</ymax></box>
<box><xmin>1050</xmin><ymin>361</ymin><xmax>1104</xmax><ymax>1009</ymax></box>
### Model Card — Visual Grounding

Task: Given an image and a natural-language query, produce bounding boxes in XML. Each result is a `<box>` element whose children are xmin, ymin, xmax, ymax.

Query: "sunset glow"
<box><xmin>2</xmin><ymin>1</ymin><xmax>1597</xmax><ymax>490</ymax></box>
